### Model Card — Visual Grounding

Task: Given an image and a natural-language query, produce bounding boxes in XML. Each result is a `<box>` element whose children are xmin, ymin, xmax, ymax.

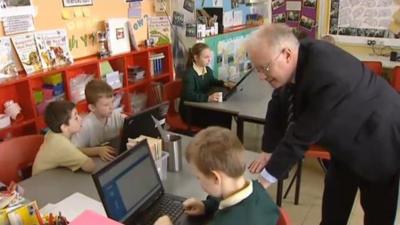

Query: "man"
<box><xmin>246</xmin><ymin>24</ymin><xmax>400</xmax><ymax>225</ymax></box>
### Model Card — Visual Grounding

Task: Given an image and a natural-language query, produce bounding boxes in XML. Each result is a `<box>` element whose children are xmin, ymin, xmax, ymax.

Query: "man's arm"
<box><xmin>249</xmin><ymin>88</ymin><xmax>286</xmax><ymax>174</ymax></box>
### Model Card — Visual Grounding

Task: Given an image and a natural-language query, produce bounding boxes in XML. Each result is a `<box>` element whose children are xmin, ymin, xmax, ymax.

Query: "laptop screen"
<box><xmin>119</xmin><ymin>101</ymin><xmax>169</xmax><ymax>153</ymax></box>
<box><xmin>93</xmin><ymin>141</ymin><xmax>162</xmax><ymax>222</ymax></box>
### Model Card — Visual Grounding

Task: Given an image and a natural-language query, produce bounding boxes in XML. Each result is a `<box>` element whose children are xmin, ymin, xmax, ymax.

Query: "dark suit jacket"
<box><xmin>264</xmin><ymin>39</ymin><xmax>400</xmax><ymax>182</ymax></box>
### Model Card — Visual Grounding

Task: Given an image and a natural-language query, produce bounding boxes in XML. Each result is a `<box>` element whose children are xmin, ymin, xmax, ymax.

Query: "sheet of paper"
<box><xmin>233</xmin><ymin>10</ymin><xmax>243</xmax><ymax>26</ymax></box>
<box><xmin>286</xmin><ymin>1</ymin><xmax>302</xmax><ymax>11</ymax></box>
<box><xmin>128</xmin><ymin>2</ymin><xmax>141</xmax><ymax>18</ymax></box>
<box><xmin>223</xmin><ymin>11</ymin><xmax>234</xmax><ymax>28</ymax></box>
<box><xmin>3</xmin><ymin>14</ymin><xmax>35</xmax><ymax>35</ymax></box>
<box><xmin>39</xmin><ymin>192</ymin><xmax>106</xmax><ymax>221</ymax></box>
<box><xmin>338</xmin><ymin>0</ymin><xmax>399</xmax><ymax>29</ymax></box>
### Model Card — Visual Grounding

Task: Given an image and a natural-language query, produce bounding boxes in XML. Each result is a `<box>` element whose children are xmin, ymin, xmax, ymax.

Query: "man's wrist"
<box><xmin>260</xmin><ymin>168</ymin><xmax>278</xmax><ymax>184</ymax></box>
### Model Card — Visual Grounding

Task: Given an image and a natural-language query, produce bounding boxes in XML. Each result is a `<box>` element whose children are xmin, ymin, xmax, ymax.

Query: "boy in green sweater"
<box><xmin>154</xmin><ymin>127</ymin><xmax>279</xmax><ymax>225</ymax></box>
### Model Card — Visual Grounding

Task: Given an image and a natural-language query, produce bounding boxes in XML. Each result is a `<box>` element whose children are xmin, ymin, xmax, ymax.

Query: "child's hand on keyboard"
<box><xmin>98</xmin><ymin>146</ymin><xmax>116</xmax><ymax>161</ymax></box>
<box><xmin>183</xmin><ymin>198</ymin><xmax>205</xmax><ymax>216</ymax></box>
<box><xmin>154</xmin><ymin>215</ymin><xmax>173</xmax><ymax>225</ymax></box>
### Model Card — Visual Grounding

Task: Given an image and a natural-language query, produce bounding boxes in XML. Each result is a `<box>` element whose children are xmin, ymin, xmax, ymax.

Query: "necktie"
<box><xmin>286</xmin><ymin>83</ymin><xmax>295</xmax><ymax>132</ymax></box>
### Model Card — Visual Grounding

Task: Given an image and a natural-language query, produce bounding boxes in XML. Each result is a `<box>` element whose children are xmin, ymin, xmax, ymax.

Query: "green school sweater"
<box><xmin>203</xmin><ymin>180</ymin><xmax>280</xmax><ymax>225</ymax></box>
<box><xmin>179</xmin><ymin>66</ymin><xmax>223</xmax><ymax>120</ymax></box>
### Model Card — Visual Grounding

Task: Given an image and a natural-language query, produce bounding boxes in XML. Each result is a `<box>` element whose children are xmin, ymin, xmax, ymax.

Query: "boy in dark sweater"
<box><xmin>154</xmin><ymin>127</ymin><xmax>279</xmax><ymax>225</ymax></box>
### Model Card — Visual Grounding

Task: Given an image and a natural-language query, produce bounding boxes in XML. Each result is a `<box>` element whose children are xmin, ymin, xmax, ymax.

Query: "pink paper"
<box><xmin>69</xmin><ymin>210</ymin><xmax>123</xmax><ymax>225</ymax></box>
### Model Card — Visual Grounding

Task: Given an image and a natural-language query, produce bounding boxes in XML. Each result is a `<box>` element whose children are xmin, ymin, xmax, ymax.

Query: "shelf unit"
<box><xmin>0</xmin><ymin>44</ymin><xmax>174</xmax><ymax>140</ymax></box>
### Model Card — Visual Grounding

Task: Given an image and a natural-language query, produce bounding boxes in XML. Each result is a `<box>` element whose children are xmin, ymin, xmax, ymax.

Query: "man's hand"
<box><xmin>248</xmin><ymin>152</ymin><xmax>272</xmax><ymax>174</ymax></box>
<box><xmin>154</xmin><ymin>215</ymin><xmax>173</xmax><ymax>225</ymax></box>
<box><xmin>98</xmin><ymin>146</ymin><xmax>116</xmax><ymax>161</ymax></box>
<box><xmin>183</xmin><ymin>198</ymin><xmax>206</xmax><ymax>216</ymax></box>
<box><xmin>258</xmin><ymin>176</ymin><xmax>271</xmax><ymax>189</ymax></box>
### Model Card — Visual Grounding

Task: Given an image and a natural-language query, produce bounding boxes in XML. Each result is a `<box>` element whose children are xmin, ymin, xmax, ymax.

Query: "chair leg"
<box><xmin>283</xmin><ymin>169</ymin><xmax>298</xmax><ymax>199</ymax></box>
<box><xmin>294</xmin><ymin>160</ymin><xmax>303</xmax><ymax>205</ymax></box>
<box><xmin>276</xmin><ymin>180</ymin><xmax>283</xmax><ymax>207</ymax></box>
<box><xmin>283</xmin><ymin>160</ymin><xmax>303</xmax><ymax>205</ymax></box>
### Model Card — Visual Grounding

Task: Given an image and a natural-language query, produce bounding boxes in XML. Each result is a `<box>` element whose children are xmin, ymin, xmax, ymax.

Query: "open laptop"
<box><xmin>108</xmin><ymin>101</ymin><xmax>169</xmax><ymax>154</ymax></box>
<box><xmin>208</xmin><ymin>68</ymin><xmax>253</xmax><ymax>101</ymax></box>
<box><xmin>93</xmin><ymin>140</ymin><xmax>201</xmax><ymax>225</ymax></box>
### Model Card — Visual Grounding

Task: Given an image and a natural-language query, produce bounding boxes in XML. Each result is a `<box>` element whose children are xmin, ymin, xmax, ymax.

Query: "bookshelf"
<box><xmin>0</xmin><ymin>44</ymin><xmax>173</xmax><ymax>140</ymax></box>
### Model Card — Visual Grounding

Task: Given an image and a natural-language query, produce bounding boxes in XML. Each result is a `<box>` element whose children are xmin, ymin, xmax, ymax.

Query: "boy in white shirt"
<box><xmin>72</xmin><ymin>80</ymin><xmax>124</xmax><ymax>161</ymax></box>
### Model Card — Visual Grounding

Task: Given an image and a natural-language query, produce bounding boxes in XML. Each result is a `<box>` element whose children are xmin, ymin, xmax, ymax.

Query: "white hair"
<box><xmin>246</xmin><ymin>24</ymin><xmax>299</xmax><ymax>56</ymax></box>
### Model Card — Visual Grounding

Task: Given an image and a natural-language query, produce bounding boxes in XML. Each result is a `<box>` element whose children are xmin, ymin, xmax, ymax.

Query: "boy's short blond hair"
<box><xmin>185</xmin><ymin>126</ymin><xmax>245</xmax><ymax>178</ymax></box>
<box><xmin>85</xmin><ymin>79</ymin><xmax>113</xmax><ymax>105</ymax></box>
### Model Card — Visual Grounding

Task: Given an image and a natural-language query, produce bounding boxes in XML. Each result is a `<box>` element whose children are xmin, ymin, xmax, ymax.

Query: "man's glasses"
<box><xmin>256</xmin><ymin>50</ymin><xmax>284</xmax><ymax>77</ymax></box>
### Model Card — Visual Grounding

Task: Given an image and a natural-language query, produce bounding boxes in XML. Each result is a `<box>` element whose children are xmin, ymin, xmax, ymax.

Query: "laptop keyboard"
<box><xmin>142</xmin><ymin>196</ymin><xmax>184</xmax><ymax>225</ymax></box>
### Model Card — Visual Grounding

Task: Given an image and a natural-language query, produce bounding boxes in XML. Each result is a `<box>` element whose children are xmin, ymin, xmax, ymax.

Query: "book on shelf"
<box><xmin>0</xmin><ymin>37</ymin><xmax>18</xmax><ymax>79</ymax></box>
<box><xmin>105</xmin><ymin>18</ymin><xmax>131</xmax><ymax>56</ymax></box>
<box><xmin>148</xmin><ymin>16</ymin><xmax>171</xmax><ymax>45</ymax></box>
<box><xmin>11</xmin><ymin>33</ymin><xmax>42</xmax><ymax>75</ymax></box>
<box><xmin>35</xmin><ymin>29</ymin><xmax>74</xmax><ymax>69</ymax></box>
<box><xmin>127</xmin><ymin>20</ymin><xmax>138</xmax><ymax>51</ymax></box>
<box><xmin>149</xmin><ymin>53</ymin><xmax>165</xmax><ymax>76</ymax></box>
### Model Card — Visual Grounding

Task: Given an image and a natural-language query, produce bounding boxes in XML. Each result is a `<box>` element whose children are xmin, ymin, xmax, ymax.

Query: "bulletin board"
<box><xmin>0</xmin><ymin>0</ymin><xmax>156</xmax><ymax>59</ymax></box>
<box><xmin>204</xmin><ymin>27</ymin><xmax>256</xmax><ymax>80</ymax></box>
<box><xmin>271</xmin><ymin>0</ymin><xmax>318</xmax><ymax>38</ymax></box>
<box><xmin>195</xmin><ymin>0</ymin><xmax>251</xmax><ymax>27</ymax></box>
<box><xmin>328</xmin><ymin>0</ymin><xmax>400</xmax><ymax>47</ymax></box>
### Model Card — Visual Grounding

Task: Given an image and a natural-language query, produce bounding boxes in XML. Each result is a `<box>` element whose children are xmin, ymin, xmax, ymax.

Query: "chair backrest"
<box><xmin>0</xmin><ymin>134</ymin><xmax>44</xmax><ymax>185</ymax></box>
<box><xmin>163</xmin><ymin>79</ymin><xmax>182</xmax><ymax>114</ymax></box>
<box><xmin>362</xmin><ymin>61</ymin><xmax>383</xmax><ymax>76</ymax></box>
<box><xmin>277</xmin><ymin>207</ymin><xmax>291</xmax><ymax>225</ymax></box>
<box><xmin>392</xmin><ymin>66</ymin><xmax>400</xmax><ymax>92</ymax></box>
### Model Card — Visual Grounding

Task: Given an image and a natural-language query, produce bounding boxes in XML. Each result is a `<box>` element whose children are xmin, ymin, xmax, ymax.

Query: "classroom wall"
<box><xmin>0</xmin><ymin>1</ymin><xmax>394</xmax><ymax>62</ymax></box>
<box><xmin>0</xmin><ymin>0</ymin><xmax>157</xmax><ymax>59</ymax></box>
<box><xmin>319</xmin><ymin>0</ymin><xmax>400</xmax><ymax>57</ymax></box>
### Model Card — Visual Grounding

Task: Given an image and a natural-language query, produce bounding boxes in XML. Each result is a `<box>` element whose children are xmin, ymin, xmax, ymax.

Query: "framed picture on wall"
<box><xmin>303</xmin><ymin>0</ymin><xmax>316</xmax><ymax>8</ymax></box>
<box><xmin>287</xmin><ymin>11</ymin><xmax>300</xmax><ymax>22</ymax></box>
<box><xmin>62</xmin><ymin>0</ymin><xmax>93</xmax><ymax>7</ymax></box>
<box><xmin>183</xmin><ymin>0</ymin><xmax>194</xmax><ymax>13</ymax></box>
<box><xmin>272</xmin><ymin>13</ymin><xmax>286</xmax><ymax>23</ymax></box>
<box><xmin>299</xmin><ymin>15</ymin><xmax>315</xmax><ymax>30</ymax></box>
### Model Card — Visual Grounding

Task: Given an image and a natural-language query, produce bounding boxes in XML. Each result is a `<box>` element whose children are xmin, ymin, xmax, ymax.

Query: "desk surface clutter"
<box><xmin>0</xmin><ymin>135</ymin><xmax>259</xmax><ymax>224</ymax></box>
